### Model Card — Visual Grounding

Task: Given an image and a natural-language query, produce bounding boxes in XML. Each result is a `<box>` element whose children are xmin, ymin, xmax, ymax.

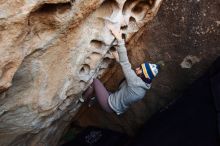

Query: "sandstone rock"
<box><xmin>0</xmin><ymin>0</ymin><xmax>163</xmax><ymax>145</ymax></box>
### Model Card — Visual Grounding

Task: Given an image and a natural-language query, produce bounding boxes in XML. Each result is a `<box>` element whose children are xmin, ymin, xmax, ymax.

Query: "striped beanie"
<box><xmin>141</xmin><ymin>62</ymin><xmax>160</xmax><ymax>84</ymax></box>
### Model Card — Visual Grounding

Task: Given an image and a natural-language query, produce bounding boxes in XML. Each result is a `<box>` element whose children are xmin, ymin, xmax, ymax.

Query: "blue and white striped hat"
<box><xmin>141</xmin><ymin>62</ymin><xmax>160</xmax><ymax>83</ymax></box>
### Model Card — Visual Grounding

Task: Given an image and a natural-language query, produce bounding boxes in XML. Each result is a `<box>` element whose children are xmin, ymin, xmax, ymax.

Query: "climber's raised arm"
<box><xmin>81</xmin><ymin>24</ymin><xmax>160</xmax><ymax>115</ymax></box>
<box><xmin>108</xmin><ymin>24</ymin><xmax>140</xmax><ymax>86</ymax></box>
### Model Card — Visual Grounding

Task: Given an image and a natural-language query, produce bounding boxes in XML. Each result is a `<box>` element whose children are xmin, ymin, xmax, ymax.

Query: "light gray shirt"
<box><xmin>108</xmin><ymin>42</ymin><xmax>150</xmax><ymax>115</ymax></box>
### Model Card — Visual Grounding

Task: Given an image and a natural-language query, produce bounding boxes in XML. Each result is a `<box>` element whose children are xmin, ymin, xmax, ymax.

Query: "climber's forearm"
<box><xmin>117</xmin><ymin>41</ymin><xmax>138</xmax><ymax>85</ymax></box>
<box><xmin>117</xmin><ymin>42</ymin><xmax>129</xmax><ymax>63</ymax></box>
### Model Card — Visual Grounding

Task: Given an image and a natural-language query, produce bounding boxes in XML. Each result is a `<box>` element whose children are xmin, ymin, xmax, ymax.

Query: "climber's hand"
<box><xmin>107</xmin><ymin>24</ymin><xmax>123</xmax><ymax>42</ymax></box>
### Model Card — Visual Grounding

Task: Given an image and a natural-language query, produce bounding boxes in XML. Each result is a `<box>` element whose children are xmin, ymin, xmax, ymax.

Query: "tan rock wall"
<box><xmin>0</xmin><ymin>0</ymin><xmax>163</xmax><ymax>145</ymax></box>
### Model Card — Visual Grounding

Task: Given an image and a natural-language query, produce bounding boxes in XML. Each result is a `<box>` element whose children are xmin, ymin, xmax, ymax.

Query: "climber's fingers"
<box><xmin>107</xmin><ymin>24</ymin><xmax>123</xmax><ymax>41</ymax></box>
<box><xmin>111</xmin><ymin>29</ymin><xmax>123</xmax><ymax>42</ymax></box>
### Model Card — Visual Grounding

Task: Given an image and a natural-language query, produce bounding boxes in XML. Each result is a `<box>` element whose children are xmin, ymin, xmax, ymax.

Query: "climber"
<box><xmin>81</xmin><ymin>24</ymin><xmax>160</xmax><ymax>115</ymax></box>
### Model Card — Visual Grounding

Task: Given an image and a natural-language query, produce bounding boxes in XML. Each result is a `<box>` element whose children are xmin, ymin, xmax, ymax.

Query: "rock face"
<box><xmin>0</xmin><ymin>0</ymin><xmax>163</xmax><ymax>145</ymax></box>
<box><xmin>74</xmin><ymin>0</ymin><xmax>220</xmax><ymax>138</ymax></box>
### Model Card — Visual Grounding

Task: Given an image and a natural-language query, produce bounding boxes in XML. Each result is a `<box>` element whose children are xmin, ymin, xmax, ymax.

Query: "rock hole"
<box><xmin>33</xmin><ymin>3</ymin><xmax>71</xmax><ymax>14</ymax></box>
<box><xmin>180</xmin><ymin>55</ymin><xmax>200</xmax><ymax>69</ymax></box>
<box><xmin>90</xmin><ymin>52</ymin><xmax>102</xmax><ymax>60</ymax></box>
<box><xmin>103</xmin><ymin>57</ymin><xmax>111</xmax><ymax>64</ymax></box>
<box><xmin>122</xmin><ymin>33</ymin><xmax>126</xmax><ymax>40</ymax></box>
<box><xmin>109</xmin><ymin>46</ymin><xmax>116</xmax><ymax>52</ymax></box>
<box><xmin>95</xmin><ymin>0</ymin><xmax>119</xmax><ymax>18</ymax></box>
<box><xmin>79</xmin><ymin>64</ymin><xmax>90</xmax><ymax>75</ymax></box>
<box><xmin>131</xmin><ymin>1</ymin><xmax>152</xmax><ymax>20</ymax></box>
<box><xmin>129</xmin><ymin>16</ymin><xmax>136</xmax><ymax>23</ymax></box>
<box><xmin>186</xmin><ymin>59</ymin><xmax>193</xmax><ymax>65</ymax></box>
<box><xmin>132</xmin><ymin>4</ymin><xmax>143</xmax><ymax>13</ymax></box>
<box><xmin>122</xmin><ymin>0</ymin><xmax>136</xmax><ymax>14</ymax></box>
<box><xmin>121</xmin><ymin>25</ymin><xmax>128</xmax><ymax>30</ymax></box>
<box><xmin>90</xmin><ymin>40</ymin><xmax>105</xmax><ymax>49</ymax></box>
<box><xmin>123</xmin><ymin>0</ymin><xmax>154</xmax><ymax>21</ymax></box>
<box><xmin>106</xmin><ymin>47</ymin><xmax>116</xmax><ymax>59</ymax></box>
<box><xmin>28</xmin><ymin>2</ymin><xmax>72</xmax><ymax>36</ymax></box>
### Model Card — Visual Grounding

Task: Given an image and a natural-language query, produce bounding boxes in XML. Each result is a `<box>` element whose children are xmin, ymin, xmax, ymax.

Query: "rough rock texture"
<box><xmin>0</xmin><ymin>0</ymin><xmax>163</xmax><ymax>145</ymax></box>
<box><xmin>74</xmin><ymin>0</ymin><xmax>220</xmax><ymax>137</ymax></box>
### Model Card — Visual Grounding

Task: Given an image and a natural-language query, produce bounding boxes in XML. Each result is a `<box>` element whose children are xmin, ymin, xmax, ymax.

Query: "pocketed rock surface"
<box><xmin>0</xmin><ymin>0</ymin><xmax>163</xmax><ymax>145</ymax></box>
<box><xmin>75</xmin><ymin>0</ymin><xmax>220</xmax><ymax>138</ymax></box>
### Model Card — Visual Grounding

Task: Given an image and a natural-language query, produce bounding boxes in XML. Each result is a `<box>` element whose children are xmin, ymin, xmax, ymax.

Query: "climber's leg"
<box><xmin>93</xmin><ymin>79</ymin><xmax>114</xmax><ymax>113</ymax></box>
